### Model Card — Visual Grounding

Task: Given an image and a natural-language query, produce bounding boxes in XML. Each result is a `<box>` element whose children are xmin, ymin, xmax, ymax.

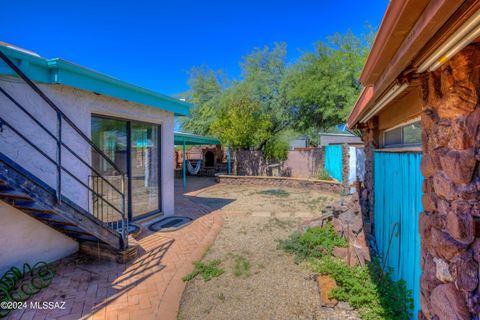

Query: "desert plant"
<box><xmin>182</xmin><ymin>260</ymin><xmax>224</xmax><ymax>282</ymax></box>
<box><xmin>310</xmin><ymin>257</ymin><xmax>413</xmax><ymax>320</ymax></box>
<box><xmin>278</xmin><ymin>223</ymin><xmax>348</xmax><ymax>263</ymax></box>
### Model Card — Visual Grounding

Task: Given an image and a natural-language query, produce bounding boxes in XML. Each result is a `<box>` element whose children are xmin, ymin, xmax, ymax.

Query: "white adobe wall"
<box><xmin>0</xmin><ymin>75</ymin><xmax>175</xmax><ymax>216</ymax></box>
<box><xmin>0</xmin><ymin>75</ymin><xmax>176</xmax><ymax>268</ymax></box>
<box><xmin>0</xmin><ymin>201</ymin><xmax>78</xmax><ymax>275</ymax></box>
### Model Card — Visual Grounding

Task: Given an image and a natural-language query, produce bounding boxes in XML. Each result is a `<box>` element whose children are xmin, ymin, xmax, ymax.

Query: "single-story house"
<box><xmin>0</xmin><ymin>43</ymin><xmax>189</xmax><ymax>272</ymax></box>
<box><xmin>348</xmin><ymin>1</ymin><xmax>480</xmax><ymax>319</ymax></box>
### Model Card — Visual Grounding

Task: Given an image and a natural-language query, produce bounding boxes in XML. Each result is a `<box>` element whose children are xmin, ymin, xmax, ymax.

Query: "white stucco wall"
<box><xmin>348</xmin><ymin>146</ymin><xmax>357</xmax><ymax>185</ymax></box>
<box><xmin>0</xmin><ymin>201</ymin><xmax>78</xmax><ymax>275</ymax></box>
<box><xmin>0</xmin><ymin>75</ymin><xmax>175</xmax><ymax>216</ymax></box>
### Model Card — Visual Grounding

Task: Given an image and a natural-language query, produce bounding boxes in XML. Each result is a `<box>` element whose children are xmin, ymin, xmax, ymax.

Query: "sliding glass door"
<box><xmin>91</xmin><ymin>115</ymin><xmax>161</xmax><ymax>220</ymax></box>
<box><xmin>130</xmin><ymin>122</ymin><xmax>160</xmax><ymax>218</ymax></box>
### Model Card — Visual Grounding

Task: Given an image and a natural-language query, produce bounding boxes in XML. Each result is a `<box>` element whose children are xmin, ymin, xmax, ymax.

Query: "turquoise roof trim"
<box><xmin>174</xmin><ymin>132</ymin><xmax>221</xmax><ymax>145</ymax></box>
<box><xmin>0</xmin><ymin>45</ymin><xmax>190</xmax><ymax>116</ymax></box>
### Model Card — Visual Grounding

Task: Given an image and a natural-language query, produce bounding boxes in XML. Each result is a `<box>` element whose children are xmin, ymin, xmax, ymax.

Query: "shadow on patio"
<box><xmin>7</xmin><ymin>178</ymin><xmax>227</xmax><ymax>320</ymax></box>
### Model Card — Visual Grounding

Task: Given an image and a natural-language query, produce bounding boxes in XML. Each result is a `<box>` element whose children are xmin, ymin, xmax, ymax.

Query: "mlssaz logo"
<box><xmin>29</xmin><ymin>301</ymin><xmax>66</xmax><ymax>310</ymax></box>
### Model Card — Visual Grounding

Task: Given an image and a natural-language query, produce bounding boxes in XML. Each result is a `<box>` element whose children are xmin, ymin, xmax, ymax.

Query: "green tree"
<box><xmin>210</xmin><ymin>91</ymin><xmax>272</xmax><ymax>150</ymax></box>
<box><xmin>282</xmin><ymin>29</ymin><xmax>373</xmax><ymax>132</ymax></box>
<box><xmin>180</xmin><ymin>28</ymin><xmax>374</xmax><ymax>160</ymax></box>
<box><xmin>210</xmin><ymin>43</ymin><xmax>292</xmax><ymax>160</ymax></box>
<box><xmin>180</xmin><ymin>66</ymin><xmax>227</xmax><ymax>135</ymax></box>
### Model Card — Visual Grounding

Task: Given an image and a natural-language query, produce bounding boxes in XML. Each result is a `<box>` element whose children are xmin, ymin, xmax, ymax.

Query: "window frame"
<box><xmin>383</xmin><ymin>117</ymin><xmax>421</xmax><ymax>148</ymax></box>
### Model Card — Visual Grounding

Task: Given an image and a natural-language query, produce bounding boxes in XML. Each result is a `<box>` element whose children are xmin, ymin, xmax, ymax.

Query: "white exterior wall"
<box><xmin>0</xmin><ymin>201</ymin><xmax>78</xmax><ymax>275</ymax></box>
<box><xmin>0</xmin><ymin>76</ymin><xmax>175</xmax><ymax>215</ymax></box>
<box><xmin>0</xmin><ymin>75</ymin><xmax>176</xmax><ymax>268</ymax></box>
<box><xmin>348</xmin><ymin>146</ymin><xmax>357</xmax><ymax>185</ymax></box>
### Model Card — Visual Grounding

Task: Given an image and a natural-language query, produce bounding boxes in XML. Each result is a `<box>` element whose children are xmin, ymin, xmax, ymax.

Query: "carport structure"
<box><xmin>174</xmin><ymin>132</ymin><xmax>230</xmax><ymax>191</ymax></box>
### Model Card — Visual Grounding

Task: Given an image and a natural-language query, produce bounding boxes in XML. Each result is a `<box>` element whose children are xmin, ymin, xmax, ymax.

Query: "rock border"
<box><xmin>215</xmin><ymin>174</ymin><xmax>343</xmax><ymax>193</ymax></box>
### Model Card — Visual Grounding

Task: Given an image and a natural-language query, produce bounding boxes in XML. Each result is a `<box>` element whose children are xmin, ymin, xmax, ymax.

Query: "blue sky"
<box><xmin>0</xmin><ymin>0</ymin><xmax>387</xmax><ymax>96</ymax></box>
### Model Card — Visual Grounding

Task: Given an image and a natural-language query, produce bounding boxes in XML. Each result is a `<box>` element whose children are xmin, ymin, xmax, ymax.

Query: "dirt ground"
<box><xmin>178</xmin><ymin>183</ymin><xmax>360</xmax><ymax>320</ymax></box>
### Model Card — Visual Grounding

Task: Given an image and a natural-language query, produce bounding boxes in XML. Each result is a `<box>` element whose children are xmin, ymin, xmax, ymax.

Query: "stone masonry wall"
<box><xmin>419</xmin><ymin>44</ymin><xmax>480</xmax><ymax>320</ymax></box>
<box><xmin>215</xmin><ymin>175</ymin><xmax>343</xmax><ymax>193</ymax></box>
<box><xmin>360</xmin><ymin>118</ymin><xmax>378</xmax><ymax>230</ymax></box>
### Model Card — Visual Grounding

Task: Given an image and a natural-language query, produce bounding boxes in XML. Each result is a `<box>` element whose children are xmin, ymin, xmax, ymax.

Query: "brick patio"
<box><xmin>6</xmin><ymin>178</ymin><xmax>223</xmax><ymax>320</ymax></box>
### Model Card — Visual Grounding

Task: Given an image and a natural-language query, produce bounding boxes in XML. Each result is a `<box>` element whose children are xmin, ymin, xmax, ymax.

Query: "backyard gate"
<box><xmin>324</xmin><ymin>145</ymin><xmax>343</xmax><ymax>182</ymax></box>
<box><xmin>373</xmin><ymin>152</ymin><xmax>423</xmax><ymax>317</ymax></box>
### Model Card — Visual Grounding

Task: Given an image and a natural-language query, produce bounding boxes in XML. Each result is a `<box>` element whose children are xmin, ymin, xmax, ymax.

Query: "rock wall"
<box><xmin>215</xmin><ymin>175</ymin><xmax>343</xmax><ymax>193</ymax></box>
<box><xmin>299</xmin><ymin>192</ymin><xmax>371</xmax><ymax>267</ymax></box>
<box><xmin>359</xmin><ymin>118</ymin><xmax>378</xmax><ymax>230</ymax></box>
<box><xmin>419</xmin><ymin>44</ymin><xmax>480</xmax><ymax>320</ymax></box>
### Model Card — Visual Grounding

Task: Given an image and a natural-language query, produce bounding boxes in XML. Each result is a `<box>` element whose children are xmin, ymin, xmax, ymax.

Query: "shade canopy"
<box><xmin>174</xmin><ymin>132</ymin><xmax>221</xmax><ymax>146</ymax></box>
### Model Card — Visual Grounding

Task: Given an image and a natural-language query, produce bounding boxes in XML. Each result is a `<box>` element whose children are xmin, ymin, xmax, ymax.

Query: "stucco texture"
<box><xmin>0</xmin><ymin>201</ymin><xmax>78</xmax><ymax>275</ymax></box>
<box><xmin>0</xmin><ymin>75</ymin><xmax>176</xmax><ymax>271</ymax></box>
<box><xmin>0</xmin><ymin>76</ymin><xmax>175</xmax><ymax>215</ymax></box>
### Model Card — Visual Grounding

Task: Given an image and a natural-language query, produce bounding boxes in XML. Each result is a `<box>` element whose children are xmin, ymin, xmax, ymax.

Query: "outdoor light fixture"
<box><xmin>417</xmin><ymin>10</ymin><xmax>480</xmax><ymax>73</ymax></box>
<box><xmin>360</xmin><ymin>83</ymin><xmax>409</xmax><ymax>123</ymax></box>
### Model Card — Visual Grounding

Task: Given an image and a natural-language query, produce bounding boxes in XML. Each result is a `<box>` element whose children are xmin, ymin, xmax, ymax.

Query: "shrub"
<box><xmin>279</xmin><ymin>224</ymin><xmax>414</xmax><ymax>320</ymax></box>
<box><xmin>317</xmin><ymin>169</ymin><xmax>332</xmax><ymax>180</ymax></box>
<box><xmin>277</xmin><ymin>223</ymin><xmax>348</xmax><ymax>263</ymax></box>
<box><xmin>310</xmin><ymin>257</ymin><xmax>413</xmax><ymax>320</ymax></box>
<box><xmin>182</xmin><ymin>260</ymin><xmax>225</xmax><ymax>282</ymax></box>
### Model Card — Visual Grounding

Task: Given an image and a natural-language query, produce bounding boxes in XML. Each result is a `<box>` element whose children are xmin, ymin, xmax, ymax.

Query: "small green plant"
<box><xmin>317</xmin><ymin>169</ymin><xmax>332</xmax><ymax>181</ymax></box>
<box><xmin>233</xmin><ymin>255</ymin><xmax>251</xmax><ymax>277</ymax></box>
<box><xmin>182</xmin><ymin>260</ymin><xmax>224</xmax><ymax>282</ymax></box>
<box><xmin>257</xmin><ymin>189</ymin><xmax>290</xmax><ymax>197</ymax></box>
<box><xmin>310</xmin><ymin>257</ymin><xmax>413</xmax><ymax>320</ymax></box>
<box><xmin>278</xmin><ymin>223</ymin><xmax>348</xmax><ymax>263</ymax></box>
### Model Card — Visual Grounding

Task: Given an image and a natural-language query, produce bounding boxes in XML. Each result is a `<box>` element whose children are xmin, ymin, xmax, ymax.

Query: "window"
<box><xmin>384</xmin><ymin>120</ymin><xmax>421</xmax><ymax>147</ymax></box>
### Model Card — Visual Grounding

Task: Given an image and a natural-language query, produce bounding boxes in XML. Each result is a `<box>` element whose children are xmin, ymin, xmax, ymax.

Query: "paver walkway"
<box><xmin>7</xmin><ymin>178</ymin><xmax>223</xmax><ymax>320</ymax></box>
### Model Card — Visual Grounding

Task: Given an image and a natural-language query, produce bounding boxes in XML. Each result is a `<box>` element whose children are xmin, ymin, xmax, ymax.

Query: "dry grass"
<box><xmin>178</xmin><ymin>184</ymin><xmax>359</xmax><ymax>320</ymax></box>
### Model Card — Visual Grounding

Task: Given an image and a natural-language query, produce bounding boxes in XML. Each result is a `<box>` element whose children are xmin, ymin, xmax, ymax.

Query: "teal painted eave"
<box><xmin>174</xmin><ymin>132</ymin><xmax>221</xmax><ymax>145</ymax></box>
<box><xmin>0</xmin><ymin>45</ymin><xmax>190</xmax><ymax>116</ymax></box>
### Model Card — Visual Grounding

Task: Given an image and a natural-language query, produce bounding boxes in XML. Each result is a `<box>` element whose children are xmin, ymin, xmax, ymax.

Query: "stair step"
<box><xmin>71</xmin><ymin>234</ymin><xmax>100</xmax><ymax>242</ymax></box>
<box><xmin>0</xmin><ymin>190</ymin><xmax>33</xmax><ymax>201</ymax></box>
<box><xmin>31</xmin><ymin>213</ymin><xmax>76</xmax><ymax>226</ymax></box>
<box><xmin>53</xmin><ymin>225</ymin><xmax>92</xmax><ymax>236</ymax></box>
<box><xmin>14</xmin><ymin>201</ymin><xmax>56</xmax><ymax>214</ymax></box>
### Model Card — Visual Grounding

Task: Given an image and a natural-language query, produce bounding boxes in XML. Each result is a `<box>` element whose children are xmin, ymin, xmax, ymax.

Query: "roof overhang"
<box><xmin>348</xmin><ymin>0</ymin><xmax>479</xmax><ymax>128</ymax></box>
<box><xmin>174</xmin><ymin>132</ymin><xmax>221</xmax><ymax>146</ymax></box>
<box><xmin>0</xmin><ymin>44</ymin><xmax>190</xmax><ymax>116</ymax></box>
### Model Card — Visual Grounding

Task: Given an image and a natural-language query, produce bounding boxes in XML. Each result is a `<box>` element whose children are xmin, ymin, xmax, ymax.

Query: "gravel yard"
<box><xmin>178</xmin><ymin>183</ymin><xmax>360</xmax><ymax>320</ymax></box>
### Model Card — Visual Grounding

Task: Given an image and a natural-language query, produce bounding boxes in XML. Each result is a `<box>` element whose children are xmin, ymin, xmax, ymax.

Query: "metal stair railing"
<box><xmin>0</xmin><ymin>50</ymin><xmax>128</xmax><ymax>250</ymax></box>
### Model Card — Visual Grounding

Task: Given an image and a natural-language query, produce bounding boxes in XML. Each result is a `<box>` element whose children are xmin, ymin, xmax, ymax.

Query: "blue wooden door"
<box><xmin>374</xmin><ymin>152</ymin><xmax>423</xmax><ymax>317</ymax></box>
<box><xmin>324</xmin><ymin>145</ymin><xmax>343</xmax><ymax>182</ymax></box>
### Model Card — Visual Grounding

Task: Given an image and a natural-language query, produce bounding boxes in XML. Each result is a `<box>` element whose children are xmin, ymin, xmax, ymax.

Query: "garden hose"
<box><xmin>0</xmin><ymin>262</ymin><xmax>55</xmax><ymax>318</ymax></box>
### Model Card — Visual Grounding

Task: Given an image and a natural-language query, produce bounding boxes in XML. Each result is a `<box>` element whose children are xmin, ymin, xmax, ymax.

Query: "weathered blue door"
<box><xmin>324</xmin><ymin>145</ymin><xmax>343</xmax><ymax>182</ymax></box>
<box><xmin>374</xmin><ymin>152</ymin><xmax>423</xmax><ymax>317</ymax></box>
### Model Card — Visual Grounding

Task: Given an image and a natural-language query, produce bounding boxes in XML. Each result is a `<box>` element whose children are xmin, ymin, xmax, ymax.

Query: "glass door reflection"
<box><xmin>91</xmin><ymin>116</ymin><xmax>161</xmax><ymax>221</ymax></box>
<box><xmin>130</xmin><ymin>122</ymin><xmax>160</xmax><ymax>218</ymax></box>
<box><xmin>91</xmin><ymin>117</ymin><xmax>127</xmax><ymax>223</ymax></box>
